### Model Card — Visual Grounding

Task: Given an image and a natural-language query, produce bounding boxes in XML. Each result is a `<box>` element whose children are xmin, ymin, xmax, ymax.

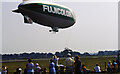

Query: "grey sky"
<box><xmin>2</xmin><ymin>1</ymin><xmax>118</xmax><ymax>54</ymax></box>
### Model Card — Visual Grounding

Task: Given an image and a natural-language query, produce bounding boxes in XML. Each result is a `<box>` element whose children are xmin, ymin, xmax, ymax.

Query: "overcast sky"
<box><xmin>1</xmin><ymin>0</ymin><xmax>119</xmax><ymax>54</ymax></box>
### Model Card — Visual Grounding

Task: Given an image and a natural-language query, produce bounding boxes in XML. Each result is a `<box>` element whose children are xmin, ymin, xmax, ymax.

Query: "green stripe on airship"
<box><xmin>19</xmin><ymin>3</ymin><xmax>75</xmax><ymax>21</ymax></box>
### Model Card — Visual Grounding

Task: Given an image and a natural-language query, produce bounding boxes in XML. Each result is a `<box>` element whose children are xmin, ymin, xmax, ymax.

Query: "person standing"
<box><xmin>34</xmin><ymin>63</ymin><xmax>41</xmax><ymax>74</ymax></box>
<box><xmin>64</xmin><ymin>53</ymin><xmax>74</xmax><ymax>74</ymax></box>
<box><xmin>74</xmin><ymin>55</ymin><xmax>82</xmax><ymax>74</ymax></box>
<box><xmin>112</xmin><ymin>60</ymin><xmax>117</xmax><ymax>72</ymax></box>
<box><xmin>116</xmin><ymin>52</ymin><xmax>120</xmax><ymax>71</ymax></box>
<box><xmin>27</xmin><ymin>58</ymin><xmax>34</xmax><ymax>74</ymax></box>
<box><xmin>107</xmin><ymin>61</ymin><xmax>112</xmax><ymax>72</ymax></box>
<box><xmin>53</xmin><ymin>55</ymin><xmax>59</xmax><ymax>74</ymax></box>
<box><xmin>94</xmin><ymin>64</ymin><xmax>101</xmax><ymax>73</ymax></box>
<box><xmin>49</xmin><ymin>59</ymin><xmax>56</xmax><ymax>74</ymax></box>
<box><xmin>24</xmin><ymin>64</ymin><xmax>28</xmax><ymax>74</ymax></box>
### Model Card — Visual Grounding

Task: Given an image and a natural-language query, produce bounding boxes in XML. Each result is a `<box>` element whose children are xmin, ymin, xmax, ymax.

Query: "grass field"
<box><xmin>2</xmin><ymin>56</ymin><xmax>118</xmax><ymax>73</ymax></box>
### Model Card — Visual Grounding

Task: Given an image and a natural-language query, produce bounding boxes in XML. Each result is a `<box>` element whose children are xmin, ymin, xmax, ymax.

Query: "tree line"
<box><xmin>2</xmin><ymin>48</ymin><xmax>119</xmax><ymax>60</ymax></box>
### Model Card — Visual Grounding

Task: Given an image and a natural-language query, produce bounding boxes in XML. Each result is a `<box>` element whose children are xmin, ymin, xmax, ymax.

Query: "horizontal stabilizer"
<box><xmin>24</xmin><ymin>16</ymin><xmax>33</xmax><ymax>24</ymax></box>
<box><xmin>12</xmin><ymin>9</ymin><xmax>20</xmax><ymax>13</ymax></box>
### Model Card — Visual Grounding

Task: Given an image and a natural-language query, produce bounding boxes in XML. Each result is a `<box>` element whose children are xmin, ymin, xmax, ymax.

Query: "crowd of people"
<box><xmin>1</xmin><ymin>53</ymin><xmax>120</xmax><ymax>74</ymax></box>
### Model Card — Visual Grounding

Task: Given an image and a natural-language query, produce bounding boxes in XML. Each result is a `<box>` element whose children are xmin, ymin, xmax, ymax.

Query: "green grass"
<box><xmin>2</xmin><ymin>56</ymin><xmax>117</xmax><ymax>73</ymax></box>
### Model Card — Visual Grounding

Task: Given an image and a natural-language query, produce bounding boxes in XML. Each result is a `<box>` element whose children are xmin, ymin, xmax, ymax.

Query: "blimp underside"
<box><xmin>22</xmin><ymin>9</ymin><xmax>74</xmax><ymax>28</ymax></box>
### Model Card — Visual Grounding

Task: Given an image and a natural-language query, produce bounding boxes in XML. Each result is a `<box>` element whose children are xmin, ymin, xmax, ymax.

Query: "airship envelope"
<box><xmin>13</xmin><ymin>0</ymin><xmax>76</xmax><ymax>32</ymax></box>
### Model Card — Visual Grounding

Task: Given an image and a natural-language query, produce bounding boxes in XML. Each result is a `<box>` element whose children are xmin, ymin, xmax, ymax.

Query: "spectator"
<box><xmin>64</xmin><ymin>53</ymin><xmax>74</xmax><ymax>74</ymax></box>
<box><xmin>49</xmin><ymin>59</ymin><xmax>56</xmax><ymax>74</ymax></box>
<box><xmin>53</xmin><ymin>55</ymin><xmax>59</xmax><ymax>74</ymax></box>
<box><xmin>6</xmin><ymin>67</ymin><xmax>9</xmax><ymax>74</ymax></box>
<box><xmin>24</xmin><ymin>64</ymin><xmax>28</xmax><ymax>74</ymax></box>
<box><xmin>41</xmin><ymin>68</ymin><xmax>47</xmax><ymax>74</ymax></box>
<box><xmin>2</xmin><ymin>66</ymin><xmax>7</xmax><ymax>74</ymax></box>
<box><xmin>34</xmin><ymin>63</ymin><xmax>41</xmax><ymax>74</ymax></box>
<box><xmin>116</xmin><ymin>52</ymin><xmax>120</xmax><ymax>71</ymax></box>
<box><xmin>27</xmin><ymin>58</ymin><xmax>34</xmax><ymax>74</ymax></box>
<box><xmin>112</xmin><ymin>60</ymin><xmax>117</xmax><ymax>71</ymax></box>
<box><xmin>116</xmin><ymin>52</ymin><xmax>120</xmax><ymax>64</ymax></box>
<box><xmin>107</xmin><ymin>61</ymin><xmax>112</xmax><ymax>72</ymax></box>
<box><xmin>94</xmin><ymin>64</ymin><xmax>101</xmax><ymax>73</ymax></box>
<box><xmin>74</xmin><ymin>55</ymin><xmax>82</xmax><ymax>74</ymax></box>
<box><xmin>14</xmin><ymin>67</ymin><xmax>22</xmax><ymax>74</ymax></box>
<box><xmin>82</xmin><ymin>64</ymin><xmax>87</xmax><ymax>74</ymax></box>
<box><xmin>59</xmin><ymin>63</ymin><xmax>65</xmax><ymax>74</ymax></box>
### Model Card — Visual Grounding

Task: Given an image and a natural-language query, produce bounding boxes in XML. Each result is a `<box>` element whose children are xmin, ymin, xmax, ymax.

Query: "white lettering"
<box><xmin>42</xmin><ymin>5</ymin><xmax>72</xmax><ymax>18</ymax></box>
<box><xmin>43</xmin><ymin>5</ymin><xmax>48</xmax><ymax>12</ymax></box>
<box><xmin>61</xmin><ymin>9</ymin><xmax>65</xmax><ymax>15</ymax></box>
<box><xmin>57</xmin><ymin>8</ymin><xmax>61</xmax><ymax>15</ymax></box>
<box><xmin>52</xmin><ymin>7</ymin><xmax>56</xmax><ymax>13</ymax></box>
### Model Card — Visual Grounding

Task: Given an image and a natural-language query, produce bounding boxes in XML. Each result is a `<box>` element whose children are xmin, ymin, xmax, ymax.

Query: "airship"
<box><xmin>13</xmin><ymin>0</ymin><xmax>76</xmax><ymax>32</ymax></box>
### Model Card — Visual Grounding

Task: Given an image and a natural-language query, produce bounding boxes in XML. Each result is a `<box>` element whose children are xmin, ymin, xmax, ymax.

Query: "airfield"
<box><xmin>2</xmin><ymin>56</ymin><xmax>119</xmax><ymax>74</ymax></box>
<box><xmin>2</xmin><ymin>0</ymin><xmax>119</xmax><ymax>74</ymax></box>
